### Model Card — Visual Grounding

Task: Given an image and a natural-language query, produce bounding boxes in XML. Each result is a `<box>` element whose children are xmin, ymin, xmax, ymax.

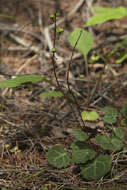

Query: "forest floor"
<box><xmin>0</xmin><ymin>0</ymin><xmax>127</xmax><ymax>189</ymax></box>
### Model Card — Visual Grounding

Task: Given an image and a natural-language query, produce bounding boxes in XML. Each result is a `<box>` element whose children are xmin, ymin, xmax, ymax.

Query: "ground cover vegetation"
<box><xmin>0</xmin><ymin>0</ymin><xmax>127</xmax><ymax>189</ymax></box>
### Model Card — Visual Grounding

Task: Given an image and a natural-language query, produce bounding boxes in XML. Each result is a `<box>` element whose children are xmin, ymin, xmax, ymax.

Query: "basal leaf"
<box><xmin>0</xmin><ymin>74</ymin><xmax>47</xmax><ymax>88</ymax></box>
<box><xmin>72</xmin><ymin>128</ymin><xmax>89</xmax><ymax>141</ymax></box>
<box><xmin>112</xmin><ymin>128</ymin><xmax>125</xmax><ymax>140</ymax></box>
<box><xmin>81</xmin><ymin>154</ymin><xmax>112</xmax><ymax>180</ymax></box>
<box><xmin>95</xmin><ymin>135</ymin><xmax>114</xmax><ymax>150</ymax></box>
<box><xmin>95</xmin><ymin>134</ymin><xmax>124</xmax><ymax>151</ymax></box>
<box><xmin>72</xmin><ymin>148</ymin><xmax>96</xmax><ymax>164</ymax></box>
<box><xmin>81</xmin><ymin>111</ymin><xmax>99</xmax><ymax>121</ymax></box>
<box><xmin>102</xmin><ymin>106</ymin><xmax>118</xmax><ymax>124</ymax></box>
<box><xmin>111</xmin><ymin>138</ymin><xmax>123</xmax><ymax>151</ymax></box>
<box><xmin>47</xmin><ymin>145</ymin><xmax>70</xmax><ymax>168</ymax></box>
<box><xmin>68</xmin><ymin>28</ymin><xmax>93</xmax><ymax>57</ymax></box>
<box><xmin>40</xmin><ymin>90</ymin><xmax>63</xmax><ymax>98</ymax></box>
<box><xmin>85</xmin><ymin>6</ymin><xmax>127</xmax><ymax>26</ymax></box>
<box><xmin>70</xmin><ymin>140</ymin><xmax>89</xmax><ymax>151</ymax></box>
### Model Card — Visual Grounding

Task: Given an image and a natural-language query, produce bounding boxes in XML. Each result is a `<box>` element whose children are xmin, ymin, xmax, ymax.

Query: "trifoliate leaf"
<box><xmin>81</xmin><ymin>154</ymin><xmax>112</xmax><ymax>180</ymax></box>
<box><xmin>47</xmin><ymin>145</ymin><xmax>70</xmax><ymax>168</ymax></box>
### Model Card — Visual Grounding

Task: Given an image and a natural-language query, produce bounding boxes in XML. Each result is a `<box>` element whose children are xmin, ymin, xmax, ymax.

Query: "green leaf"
<box><xmin>95</xmin><ymin>135</ymin><xmax>114</xmax><ymax>150</ymax></box>
<box><xmin>81</xmin><ymin>154</ymin><xmax>112</xmax><ymax>180</ymax></box>
<box><xmin>81</xmin><ymin>111</ymin><xmax>99</xmax><ymax>121</ymax></box>
<box><xmin>72</xmin><ymin>148</ymin><xmax>96</xmax><ymax>164</ymax></box>
<box><xmin>111</xmin><ymin>138</ymin><xmax>123</xmax><ymax>151</ymax></box>
<box><xmin>40</xmin><ymin>90</ymin><xmax>64</xmax><ymax>98</ymax></box>
<box><xmin>112</xmin><ymin>128</ymin><xmax>125</xmax><ymax>140</ymax></box>
<box><xmin>72</xmin><ymin>128</ymin><xmax>89</xmax><ymax>141</ymax></box>
<box><xmin>47</xmin><ymin>145</ymin><xmax>70</xmax><ymax>168</ymax></box>
<box><xmin>120</xmin><ymin>104</ymin><xmax>127</xmax><ymax>118</ymax></box>
<box><xmin>68</xmin><ymin>28</ymin><xmax>93</xmax><ymax>57</ymax></box>
<box><xmin>0</xmin><ymin>74</ymin><xmax>47</xmax><ymax>88</ymax></box>
<box><xmin>95</xmin><ymin>135</ymin><xmax>123</xmax><ymax>151</ymax></box>
<box><xmin>102</xmin><ymin>106</ymin><xmax>118</xmax><ymax>124</ymax></box>
<box><xmin>85</xmin><ymin>6</ymin><xmax>127</xmax><ymax>26</ymax></box>
<box><xmin>121</xmin><ymin>119</ymin><xmax>127</xmax><ymax>126</ymax></box>
<box><xmin>70</xmin><ymin>140</ymin><xmax>89</xmax><ymax>151</ymax></box>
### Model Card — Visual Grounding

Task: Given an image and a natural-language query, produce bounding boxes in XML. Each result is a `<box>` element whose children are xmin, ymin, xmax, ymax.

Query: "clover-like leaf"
<box><xmin>72</xmin><ymin>128</ymin><xmax>89</xmax><ymax>141</ymax></box>
<box><xmin>72</xmin><ymin>148</ymin><xmax>96</xmax><ymax>164</ymax></box>
<box><xmin>47</xmin><ymin>145</ymin><xmax>71</xmax><ymax>168</ymax></box>
<box><xmin>102</xmin><ymin>106</ymin><xmax>118</xmax><ymax>124</ymax></box>
<box><xmin>81</xmin><ymin>110</ymin><xmax>99</xmax><ymax>121</ymax></box>
<box><xmin>85</xmin><ymin>6</ymin><xmax>127</xmax><ymax>27</ymax></box>
<box><xmin>68</xmin><ymin>28</ymin><xmax>93</xmax><ymax>57</ymax></box>
<box><xmin>81</xmin><ymin>154</ymin><xmax>112</xmax><ymax>180</ymax></box>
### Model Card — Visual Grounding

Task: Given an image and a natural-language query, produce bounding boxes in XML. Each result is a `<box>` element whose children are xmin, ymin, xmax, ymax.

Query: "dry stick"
<box><xmin>66</xmin><ymin>29</ymin><xmax>86</xmax><ymax>128</ymax></box>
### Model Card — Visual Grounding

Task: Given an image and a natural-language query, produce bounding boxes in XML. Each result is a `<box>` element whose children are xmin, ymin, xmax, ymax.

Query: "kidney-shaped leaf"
<box><xmin>111</xmin><ymin>138</ymin><xmax>123</xmax><ymax>151</ymax></box>
<box><xmin>73</xmin><ymin>128</ymin><xmax>89</xmax><ymax>141</ymax></box>
<box><xmin>47</xmin><ymin>145</ymin><xmax>71</xmax><ymax>168</ymax></box>
<box><xmin>72</xmin><ymin>148</ymin><xmax>96</xmax><ymax>164</ymax></box>
<box><xmin>95</xmin><ymin>135</ymin><xmax>114</xmax><ymax>150</ymax></box>
<box><xmin>81</xmin><ymin>154</ymin><xmax>112</xmax><ymax>180</ymax></box>
<box><xmin>102</xmin><ymin>106</ymin><xmax>118</xmax><ymax>124</ymax></box>
<box><xmin>68</xmin><ymin>28</ymin><xmax>93</xmax><ymax>57</ymax></box>
<box><xmin>95</xmin><ymin>135</ymin><xmax>123</xmax><ymax>151</ymax></box>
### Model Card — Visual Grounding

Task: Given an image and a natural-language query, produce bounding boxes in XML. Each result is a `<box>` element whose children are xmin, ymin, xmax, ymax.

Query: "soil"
<box><xmin>0</xmin><ymin>0</ymin><xmax>127</xmax><ymax>189</ymax></box>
